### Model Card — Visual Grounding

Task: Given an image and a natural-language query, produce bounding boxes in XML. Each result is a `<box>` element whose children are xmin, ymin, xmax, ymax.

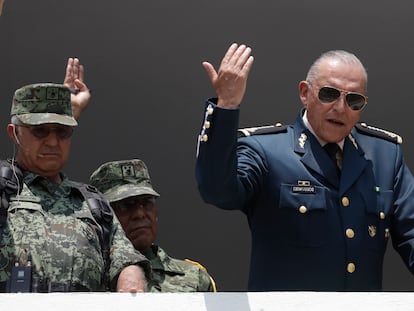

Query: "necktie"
<box><xmin>324</xmin><ymin>143</ymin><xmax>342</xmax><ymax>170</ymax></box>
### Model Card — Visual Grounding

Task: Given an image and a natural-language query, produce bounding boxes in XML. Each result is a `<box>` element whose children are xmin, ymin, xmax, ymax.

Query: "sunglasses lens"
<box><xmin>112</xmin><ymin>196</ymin><xmax>156</xmax><ymax>211</ymax></box>
<box><xmin>346</xmin><ymin>93</ymin><xmax>366</xmax><ymax>111</ymax></box>
<box><xmin>318</xmin><ymin>87</ymin><xmax>341</xmax><ymax>103</ymax></box>
<box><xmin>31</xmin><ymin>126</ymin><xmax>51</xmax><ymax>139</ymax></box>
<box><xmin>55</xmin><ymin>127</ymin><xmax>73</xmax><ymax>139</ymax></box>
<box><xmin>318</xmin><ymin>86</ymin><xmax>366</xmax><ymax>111</ymax></box>
<box><xmin>30</xmin><ymin>126</ymin><xmax>73</xmax><ymax>139</ymax></box>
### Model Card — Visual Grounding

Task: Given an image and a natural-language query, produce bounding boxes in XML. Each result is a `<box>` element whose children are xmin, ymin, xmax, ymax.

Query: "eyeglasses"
<box><xmin>112</xmin><ymin>196</ymin><xmax>156</xmax><ymax>212</ymax></box>
<box><xmin>317</xmin><ymin>86</ymin><xmax>367</xmax><ymax>111</ymax></box>
<box><xmin>16</xmin><ymin>124</ymin><xmax>74</xmax><ymax>140</ymax></box>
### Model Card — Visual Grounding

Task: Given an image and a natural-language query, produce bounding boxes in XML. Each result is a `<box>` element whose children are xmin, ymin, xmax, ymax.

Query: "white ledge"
<box><xmin>0</xmin><ymin>291</ymin><xmax>414</xmax><ymax>311</ymax></box>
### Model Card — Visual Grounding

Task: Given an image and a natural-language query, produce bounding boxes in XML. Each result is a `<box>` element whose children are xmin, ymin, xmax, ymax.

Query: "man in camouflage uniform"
<box><xmin>1</xmin><ymin>80</ymin><xmax>150</xmax><ymax>292</ymax></box>
<box><xmin>90</xmin><ymin>159</ymin><xmax>216</xmax><ymax>292</ymax></box>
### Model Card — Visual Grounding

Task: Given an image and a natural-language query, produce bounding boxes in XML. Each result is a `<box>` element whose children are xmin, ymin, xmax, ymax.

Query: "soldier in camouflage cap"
<box><xmin>90</xmin><ymin>159</ymin><xmax>217</xmax><ymax>292</ymax></box>
<box><xmin>11</xmin><ymin>83</ymin><xmax>78</xmax><ymax>126</ymax></box>
<box><xmin>0</xmin><ymin>59</ymin><xmax>149</xmax><ymax>293</ymax></box>
<box><xmin>90</xmin><ymin>159</ymin><xmax>160</xmax><ymax>203</ymax></box>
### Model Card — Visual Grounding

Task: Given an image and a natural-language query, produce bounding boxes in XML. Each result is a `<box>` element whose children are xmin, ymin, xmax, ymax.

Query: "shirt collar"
<box><xmin>23</xmin><ymin>170</ymin><xmax>71</xmax><ymax>195</ymax></box>
<box><xmin>302</xmin><ymin>109</ymin><xmax>344</xmax><ymax>150</ymax></box>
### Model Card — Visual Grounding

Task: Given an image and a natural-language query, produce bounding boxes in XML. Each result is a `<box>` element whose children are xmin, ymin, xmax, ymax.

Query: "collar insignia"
<box><xmin>298</xmin><ymin>133</ymin><xmax>307</xmax><ymax>149</ymax></box>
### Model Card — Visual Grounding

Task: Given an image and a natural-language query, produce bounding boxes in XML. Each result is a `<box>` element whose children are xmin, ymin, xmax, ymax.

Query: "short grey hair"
<box><xmin>11</xmin><ymin>115</ymin><xmax>20</xmax><ymax>124</ymax></box>
<box><xmin>306</xmin><ymin>50</ymin><xmax>368</xmax><ymax>90</ymax></box>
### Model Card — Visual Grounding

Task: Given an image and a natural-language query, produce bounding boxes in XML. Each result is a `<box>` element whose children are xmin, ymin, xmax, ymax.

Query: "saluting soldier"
<box><xmin>0</xmin><ymin>59</ymin><xmax>150</xmax><ymax>292</ymax></box>
<box><xmin>196</xmin><ymin>43</ymin><xmax>414</xmax><ymax>291</ymax></box>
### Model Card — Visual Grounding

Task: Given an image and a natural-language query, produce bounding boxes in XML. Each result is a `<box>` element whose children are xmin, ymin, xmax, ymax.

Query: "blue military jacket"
<box><xmin>196</xmin><ymin>99</ymin><xmax>414</xmax><ymax>291</ymax></box>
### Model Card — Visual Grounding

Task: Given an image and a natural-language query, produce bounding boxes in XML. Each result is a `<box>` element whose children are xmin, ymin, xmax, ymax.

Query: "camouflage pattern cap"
<box><xmin>89</xmin><ymin>159</ymin><xmax>160</xmax><ymax>203</ymax></box>
<box><xmin>11</xmin><ymin>83</ymin><xmax>77</xmax><ymax>126</ymax></box>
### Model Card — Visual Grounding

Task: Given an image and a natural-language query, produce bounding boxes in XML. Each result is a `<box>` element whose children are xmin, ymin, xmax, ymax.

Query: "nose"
<box><xmin>131</xmin><ymin>204</ymin><xmax>146</xmax><ymax>219</ymax></box>
<box><xmin>43</xmin><ymin>131</ymin><xmax>60</xmax><ymax>145</ymax></box>
<box><xmin>333</xmin><ymin>93</ymin><xmax>347</xmax><ymax>112</ymax></box>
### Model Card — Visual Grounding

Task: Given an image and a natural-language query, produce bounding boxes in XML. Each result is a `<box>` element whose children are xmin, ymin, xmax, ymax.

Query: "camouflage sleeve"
<box><xmin>184</xmin><ymin>259</ymin><xmax>216</xmax><ymax>292</ymax></box>
<box><xmin>198</xmin><ymin>268</ymin><xmax>216</xmax><ymax>292</ymax></box>
<box><xmin>108</xmin><ymin>214</ymin><xmax>151</xmax><ymax>290</ymax></box>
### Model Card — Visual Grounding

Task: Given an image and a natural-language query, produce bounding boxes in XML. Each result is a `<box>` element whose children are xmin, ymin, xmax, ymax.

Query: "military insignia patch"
<box><xmin>121</xmin><ymin>164</ymin><xmax>135</xmax><ymax>177</ymax></box>
<box><xmin>46</xmin><ymin>87</ymin><xmax>59</xmax><ymax>100</ymax></box>
<box><xmin>368</xmin><ymin>225</ymin><xmax>377</xmax><ymax>237</ymax></box>
<box><xmin>298</xmin><ymin>133</ymin><xmax>307</xmax><ymax>148</ymax></box>
<box><xmin>292</xmin><ymin>180</ymin><xmax>315</xmax><ymax>194</ymax></box>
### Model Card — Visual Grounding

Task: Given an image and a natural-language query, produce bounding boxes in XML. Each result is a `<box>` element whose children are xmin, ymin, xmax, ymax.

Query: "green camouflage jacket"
<box><xmin>0</xmin><ymin>171</ymin><xmax>149</xmax><ymax>292</ymax></box>
<box><xmin>145</xmin><ymin>245</ymin><xmax>216</xmax><ymax>292</ymax></box>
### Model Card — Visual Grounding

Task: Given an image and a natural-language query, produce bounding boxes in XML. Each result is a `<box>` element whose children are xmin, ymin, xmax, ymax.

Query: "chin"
<box><xmin>133</xmin><ymin>240</ymin><xmax>151</xmax><ymax>251</ymax></box>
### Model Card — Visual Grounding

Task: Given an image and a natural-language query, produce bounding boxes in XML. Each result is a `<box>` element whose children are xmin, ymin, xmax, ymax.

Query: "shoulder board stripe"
<box><xmin>355</xmin><ymin>122</ymin><xmax>402</xmax><ymax>144</ymax></box>
<box><xmin>238</xmin><ymin>123</ymin><xmax>287</xmax><ymax>137</ymax></box>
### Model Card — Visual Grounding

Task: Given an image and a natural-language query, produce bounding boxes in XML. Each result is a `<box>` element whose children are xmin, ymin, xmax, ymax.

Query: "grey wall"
<box><xmin>1</xmin><ymin>0</ymin><xmax>414</xmax><ymax>291</ymax></box>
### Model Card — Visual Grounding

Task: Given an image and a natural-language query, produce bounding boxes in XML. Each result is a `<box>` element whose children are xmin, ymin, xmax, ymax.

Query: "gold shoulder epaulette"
<box><xmin>184</xmin><ymin>258</ymin><xmax>217</xmax><ymax>292</ymax></box>
<box><xmin>355</xmin><ymin>122</ymin><xmax>402</xmax><ymax>144</ymax></box>
<box><xmin>184</xmin><ymin>258</ymin><xmax>208</xmax><ymax>271</ymax></box>
<box><xmin>238</xmin><ymin>123</ymin><xmax>287</xmax><ymax>138</ymax></box>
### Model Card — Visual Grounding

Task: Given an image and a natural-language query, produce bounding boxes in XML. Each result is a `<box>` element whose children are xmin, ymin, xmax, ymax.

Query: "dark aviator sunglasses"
<box><xmin>317</xmin><ymin>86</ymin><xmax>367</xmax><ymax>111</ymax></box>
<box><xmin>16</xmin><ymin>124</ymin><xmax>74</xmax><ymax>139</ymax></box>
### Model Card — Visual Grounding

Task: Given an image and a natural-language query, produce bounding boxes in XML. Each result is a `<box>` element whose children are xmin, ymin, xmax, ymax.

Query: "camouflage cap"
<box><xmin>11</xmin><ymin>83</ymin><xmax>78</xmax><ymax>126</ymax></box>
<box><xmin>89</xmin><ymin>159</ymin><xmax>160</xmax><ymax>203</ymax></box>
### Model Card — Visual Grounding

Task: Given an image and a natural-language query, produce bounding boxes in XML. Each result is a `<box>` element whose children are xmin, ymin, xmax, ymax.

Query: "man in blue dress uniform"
<box><xmin>196</xmin><ymin>43</ymin><xmax>414</xmax><ymax>291</ymax></box>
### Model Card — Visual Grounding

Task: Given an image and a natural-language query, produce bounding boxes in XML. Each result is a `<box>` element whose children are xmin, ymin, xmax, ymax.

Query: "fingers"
<box><xmin>63</xmin><ymin>57</ymin><xmax>83</xmax><ymax>86</ymax></box>
<box><xmin>220</xmin><ymin>43</ymin><xmax>252</xmax><ymax>75</ymax></box>
<box><xmin>73</xmin><ymin>78</ymin><xmax>89</xmax><ymax>92</ymax></box>
<box><xmin>219</xmin><ymin>43</ymin><xmax>239</xmax><ymax>68</ymax></box>
<box><xmin>240</xmin><ymin>55</ymin><xmax>254</xmax><ymax>77</ymax></box>
<box><xmin>63</xmin><ymin>57</ymin><xmax>74</xmax><ymax>85</ymax></box>
<box><xmin>72</xmin><ymin>58</ymin><xmax>80</xmax><ymax>80</ymax></box>
<box><xmin>78</xmin><ymin>63</ymin><xmax>84</xmax><ymax>82</ymax></box>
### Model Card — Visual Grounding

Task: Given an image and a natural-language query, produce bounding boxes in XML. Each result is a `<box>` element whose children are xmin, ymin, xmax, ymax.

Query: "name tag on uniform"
<box><xmin>291</xmin><ymin>180</ymin><xmax>316</xmax><ymax>194</ymax></box>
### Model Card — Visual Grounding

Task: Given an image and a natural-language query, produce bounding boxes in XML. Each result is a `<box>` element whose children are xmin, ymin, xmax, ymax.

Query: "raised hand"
<box><xmin>63</xmin><ymin>57</ymin><xmax>91</xmax><ymax>121</ymax></box>
<box><xmin>202</xmin><ymin>43</ymin><xmax>254</xmax><ymax>109</ymax></box>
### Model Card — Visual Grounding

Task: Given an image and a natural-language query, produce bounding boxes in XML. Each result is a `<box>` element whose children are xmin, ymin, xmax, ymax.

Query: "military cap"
<box><xmin>11</xmin><ymin>83</ymin><xmax>77</xmax><ymax>126</ymax></box>
<box><xmin>89</xmin><ymin>159</ymin><xmax>160</xmax><ymax>203</ymax></box>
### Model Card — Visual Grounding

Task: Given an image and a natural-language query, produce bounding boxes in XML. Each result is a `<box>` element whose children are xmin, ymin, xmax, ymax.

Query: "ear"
<box><xmin>7</xmin><ymin>124</ymin><xmax>17</xmax><ymax>143</ymax></box>
<box><xmin>299</xmin><ymin>80</ymin><xmax>311</xmax><ymax>108</ymax></box>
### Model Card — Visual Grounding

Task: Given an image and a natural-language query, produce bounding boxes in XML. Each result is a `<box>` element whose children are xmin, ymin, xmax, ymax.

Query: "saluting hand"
<box><xmin>63</xmin><ymin>57</ymin><xmax>91</xmax><ymax>121</ymax></box>
<box><xmin>202</xmin><ymin>43</ymin><xmax>254</xmax><ymax>109</ymax></box>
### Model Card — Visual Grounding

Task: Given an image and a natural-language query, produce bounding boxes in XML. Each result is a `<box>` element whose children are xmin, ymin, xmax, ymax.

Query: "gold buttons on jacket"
<box><xmin>379</xmin><ymin>212</ymin><xmax>385</xmax><ymax>220</ymax></box>
<box><xmin>347</xmin><ymin>263</ymin><xmax>356</xmax><ymax>273</ymax></box>
<box><xmin>202</xmin><ymin>134</ymin><xmax>208</xmax><ymax>142</ymax></box>
<box><xmin>346</xmin><ymin>229</ymin><xmax>355</xmax><ymax>239</ymax></box>
<box><xmin>341</xmin><ymin>197</ymin><xmax>349</xmax><ymax>207</ymax></box>
<box><xmin>299</xmin><ymin>205</ymin><xmax>307</xmax><ymax>214</ymax></box>
<box><xmin>204</xmin><ymin>121</ymin><xmax>211</xmax><ymax>129</ymax></box>
<box><xmin>207</xmin><ymin>105</ymin><xmax>214</xmax><ymax>115</ymax></box>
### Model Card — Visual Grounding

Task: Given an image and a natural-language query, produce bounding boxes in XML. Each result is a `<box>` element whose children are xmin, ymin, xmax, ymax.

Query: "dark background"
<box><xmin>1</xmin><ymin>0</ymin><xmax>414</xmax><ymax>291</ymax></box>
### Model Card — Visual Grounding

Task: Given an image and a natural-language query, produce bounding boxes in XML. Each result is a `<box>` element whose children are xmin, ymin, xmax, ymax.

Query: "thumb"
<box><xmin>73</xmin><ymin>79</ymin><xmax>88</xmax><ymax>92</ymax></box>
<box><xmin>202</xmin><ymin>61</ymin><xmax>217</xmax><ymax>84</ymax></box>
